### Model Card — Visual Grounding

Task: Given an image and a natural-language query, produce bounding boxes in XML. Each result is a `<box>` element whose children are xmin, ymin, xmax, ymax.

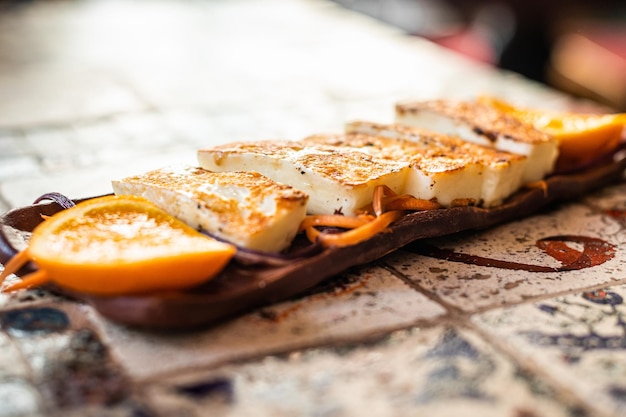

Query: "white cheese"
<box><xmin>112</xmin><ymin>166</ymin><xmax>308</xmax><ymax>253</ymax></box>
<box><xmin>395</xmin><ymin>99</ymin><xmax>558</xmax><ymax>183</ymax></box>
<box><xmin>198</xmin><ymin>140</ymin><xmax>409</xmax><ymax>216</ymax></box>
<box><xmin>302</xmin><ymin>132</ymin><xmax>483</xmax><ymax>206</ymax></box>
<box><xmin>341</xmin><ymin>121</ymin><xmax>527</xmax><ymax>207</ymax></box>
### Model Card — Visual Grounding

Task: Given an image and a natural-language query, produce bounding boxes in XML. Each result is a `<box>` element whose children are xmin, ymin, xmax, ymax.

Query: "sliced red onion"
<box><xmin>33</xmin><ymin>192</ymin><xmax>76</xmax><ymax>210</ymax></box>
<box><xmin>200</xmin><ymin>229</ymin><xmax>323</xmax><ymax>266</ymax></box>
<box><xmin>234</xmin><ymin>243</ymin><xmax>324</xmax><ymax>266</ymax></box>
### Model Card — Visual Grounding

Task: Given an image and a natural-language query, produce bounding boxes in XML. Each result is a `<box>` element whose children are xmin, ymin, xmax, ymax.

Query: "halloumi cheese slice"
<box><xmin>302</xmin><ymin>132</ymin><xmax>484</xmax><ymax>207</ymax></box>
<box><xmin>112</xmin><ymin>166</ymin><xmax>308</xmax><ymax>253</ymax></box>
<box><xmin>341</xmin><ymin>121</ymin><xmax>527</xmax><ymax>207</ymax></box>
<box><xmin>395</xmin><ymin>99</ymin><xmax>558</xmax><ymax>183</ymax></box>
<box><xmin>198</xmin><ymin>140</ymin><xmax>409</xmax><ymax>216</ymax></box>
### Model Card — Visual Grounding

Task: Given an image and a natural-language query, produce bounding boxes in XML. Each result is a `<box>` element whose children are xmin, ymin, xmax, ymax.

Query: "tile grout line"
<box><xmin>379</xmin><ymin>260</ymin><xmax>466</xmax><ymax>318</ymax></box>
<box><xmin>1</xmin><ymin>331</ymin><xmax>52</xmax><ymax>416</ymax></box>
<box><xmin>381</xmin><ymin>257</ymin><xmax>626</xmax><ymax>417</ymax></box>
<box><xmin>381</xmin><ymin>245</ymin><xmax>626</xmax><ymax>317</ymax></box>
<box><xmin>468</xmin><ymin>276</ymin><xmax>626</xmax><ymax>315</ymax></box>
<box><xmin>130</xmin><ymin>316</ymin><xmax>445</xmax><ymax>386</ymax></box>
<box><xmin>463</xmin><ymin>317</ymin><xmax>618</xmax><ymax>417</ymax></box>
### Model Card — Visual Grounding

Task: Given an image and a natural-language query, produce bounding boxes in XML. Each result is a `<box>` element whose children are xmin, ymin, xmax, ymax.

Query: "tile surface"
<box><xmin>384</xmin><ymin>199</ymin><xmax>626</xmax><ymax>312</ymax></box>
<box><xmin>146</xmin><ymin>326</ymin><xmax>588</xmax><ymax>417</ymax></box>
<box><xmin>89</xmin><ymin>265</ymin><xmax>446</xmax><ymax>380</ymax></box>
<box><xmin>0</xmin><ymin>0</ymin><xmax>625</xmax><ymax>416</ymax></box>
<box><xmin>474</xmin><ymin>284</ymin><xmax>626</xmax><ymax>417</ymax></box>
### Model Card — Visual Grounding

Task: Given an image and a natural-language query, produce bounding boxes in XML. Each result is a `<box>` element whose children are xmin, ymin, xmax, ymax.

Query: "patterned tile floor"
<box><xmin>0</xmin><ymin>0</ymin><xmax>624</xmax><ymax>416</ymax></box>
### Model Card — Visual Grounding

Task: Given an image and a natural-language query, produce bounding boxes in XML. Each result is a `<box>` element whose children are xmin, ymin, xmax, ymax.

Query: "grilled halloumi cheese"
<box><xmin>302</xmin><ymin>132</ymin><xmax>484</xmax><ymax>206</ymax></box>
<box><xmin>338</xmin><ymin>121</ymin><xmax>527</xmax><ymax>207</ymax></box>
<box><xmin>197</xmin><ymin>140</ymin><xmax>409</xmax><ymax>216</ymax></box>
<box><xmin>395</xmin><ymin>99</ymin><xmax>558</xmax><ymax>183</ymax></box>
<box><xmin>112</xmin><ymin>166</ymin><xmax>308</xmax><ymax>253</ymax></box>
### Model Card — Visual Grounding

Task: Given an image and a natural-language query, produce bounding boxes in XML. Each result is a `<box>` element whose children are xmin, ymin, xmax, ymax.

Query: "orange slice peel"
<box><xmin>0</xmin><ymin>195</ymin><xmax>236</xmax><ymax>295</ymax></box>
<box><xmin>479</xmin><ymin>95</ymin><xmax>626</xmax><ymax>171</ymax></box>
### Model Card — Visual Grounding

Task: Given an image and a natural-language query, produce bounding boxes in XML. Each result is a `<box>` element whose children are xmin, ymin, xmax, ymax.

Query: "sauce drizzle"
<box><xmin>408</xmin><ymin>235</ymin><xmax>616</xmax><ymax>272</ymax></box>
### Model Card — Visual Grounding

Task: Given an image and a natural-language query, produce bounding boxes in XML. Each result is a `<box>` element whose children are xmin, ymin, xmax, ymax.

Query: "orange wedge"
<box><xmin>479</xmin><ymin>96</ymin><xmax>626</xmax><ymax>170</ymax></box>
<box><xmin>0</xmin><ymin>195</ymin><xmax>236</xmax><ymax>295</ymax></box>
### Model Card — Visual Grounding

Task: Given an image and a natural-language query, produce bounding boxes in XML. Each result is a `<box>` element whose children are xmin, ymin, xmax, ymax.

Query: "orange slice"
<box><xmin>0</xmin><ymin>195</ymin><xmax>236</xmax><ymax>295</ymax></box>
<box><xmin>479</xmin><ymin>96</ymin><xmax>626</xmax><ymax>170</ymax></box>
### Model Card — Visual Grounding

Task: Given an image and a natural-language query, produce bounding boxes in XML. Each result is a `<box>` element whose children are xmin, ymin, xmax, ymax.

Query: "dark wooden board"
<box><xmin>1</xmin><ymin>157</ymin><xmax>625</xmax><ymax>329</ymax></box>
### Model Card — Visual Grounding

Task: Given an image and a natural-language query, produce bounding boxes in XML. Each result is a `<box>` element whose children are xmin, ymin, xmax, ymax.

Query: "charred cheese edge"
<box><xmin>395</xmin><ymin>99</ymin><xmax>558</xmax><ymax>183</ymax></box>
<box><xmin>197</xmin><ymin>140</ymin><xmax>409</xmax><ymax>216</ymax></box>
<box><xmin>112</xmin><ymin>166</ymin><xmax>308</xmax><ymax>253</ymax></box>
<box><xmin>301</xmin><ymin>132</ymin><xmax>483</xmax><ymax>206</ymax></box>
<box><xmin>304</xmin><ymin>121</ymin><xmax>527</xmax><ymax>207</ymax></box>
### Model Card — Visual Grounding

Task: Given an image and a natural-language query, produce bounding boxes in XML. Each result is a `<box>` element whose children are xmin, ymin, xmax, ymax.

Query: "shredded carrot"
<box><xmin>372</xmin><ymin>185</ymin><xmax>398</xmax><ymax>216</ymax></box>
<box><xmin>304</xmin><ymin>224</ymin><xmax>323</xmax><ymax>243</ymax></box>
<box><xmin>298</xmin><ymin>214</ymin><xmax>375</xmax><ymax>232</ymax></box>
<box><xmin>316</xmin><ymin>210</ymin><xmax>405</xmax><ymax>248</ymax></box>
<box><xmin>525</xmin><ymin>180</ymin><xmax>548</xmax><ymax>197</ymax></box>
<box><xmin>371</xmin><ymin>185</ymin><xmax>441</xmax><ymax>214</ymax></box>
<box><xmin>0</xmin><ymin>249</ymin><xmax>51</xmax><ymax>293</ymax></box>
<box><xmin>0</xmin><ymin>249</ymin><xmax>31</xmax><ymax>285</ymax></box>
<box><xmin>3</xmin><ymin>270</ymin><xmax>49</xmax><ymax>292</ymax></box>
<box><xmin>300</xmin><ymin>185</ymin><xmax>442</xmax><ymax>249</ymax></box>
<box><xmin>301</xmin><ymin>214</ymin><xmax>376</xmax><ymax>245</ymax></box>
<box><xmin>385</xmin><ymin>195</ymin><xmax>441</xmax><ymax>211</ymax></box>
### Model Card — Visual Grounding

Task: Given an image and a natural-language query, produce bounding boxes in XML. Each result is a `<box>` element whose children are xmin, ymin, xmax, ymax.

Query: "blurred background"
<box><xmin>332</xmin><ymin>0</ymin><xmax>626</xmax><ymax>110</ymax></box>
<box><xmin>0</xmin><ymin>0</ymin><xmax>624</xmax><ymax>111</ymax></box>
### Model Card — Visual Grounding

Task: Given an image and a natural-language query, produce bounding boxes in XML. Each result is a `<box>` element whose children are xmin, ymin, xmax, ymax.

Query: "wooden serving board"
<box><xmin>1</xmin><ymin>157</ymin><xmax>625</xmax><ymax>329</ymax></box>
